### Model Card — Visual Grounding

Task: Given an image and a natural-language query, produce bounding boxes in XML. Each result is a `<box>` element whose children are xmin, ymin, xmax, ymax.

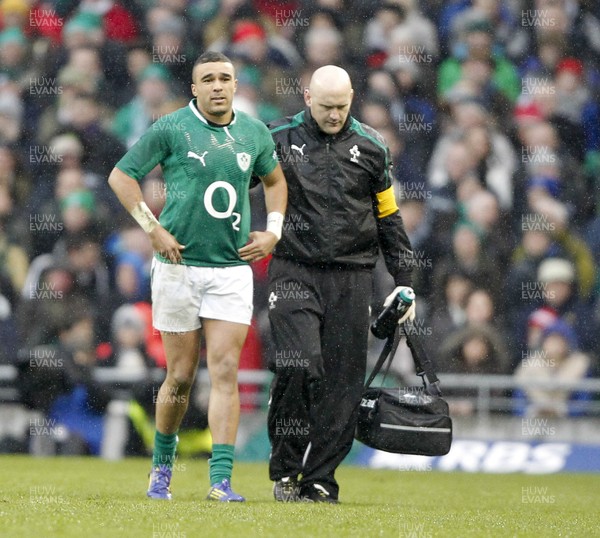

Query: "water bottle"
<box><xmin>370</xmin><ymin>288</ymin><xmax>415</xmax><ymax>339</ymax></box>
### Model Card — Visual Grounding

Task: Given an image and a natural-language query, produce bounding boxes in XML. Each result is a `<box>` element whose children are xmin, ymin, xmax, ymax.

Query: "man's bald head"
<box><xmin>309</xmin><ymin>65</ymin><xmax>352</xmax><ymax>95</ymax></box>
<box><xmin>305</xmin><ymin>65</ymin><xmax>354</xmax><ymax>135</ymax></box>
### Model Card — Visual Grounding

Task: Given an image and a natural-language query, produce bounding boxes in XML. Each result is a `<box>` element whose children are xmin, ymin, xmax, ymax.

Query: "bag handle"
<box><xmin>403</xmin><ymin>324</ymin><xmax>442</xmax><ymax>396</ymax></box>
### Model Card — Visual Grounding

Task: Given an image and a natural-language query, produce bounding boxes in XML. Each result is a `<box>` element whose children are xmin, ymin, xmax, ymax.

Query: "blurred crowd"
<box><xmin>1</xmin><ymin>0</ymin><xmax>600</xmax><ymax>452</ymax></box>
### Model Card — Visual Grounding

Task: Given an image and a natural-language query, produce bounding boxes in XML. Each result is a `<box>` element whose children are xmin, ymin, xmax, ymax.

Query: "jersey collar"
<box><xmin>188</xmin><ymin>99</ymin><xmax>238</xmax><ymax>127</ymax></box>
<box><xmin>304</xmin><ymin>107</ymin><xmax>352</xmax><ymax>140</ymax></box>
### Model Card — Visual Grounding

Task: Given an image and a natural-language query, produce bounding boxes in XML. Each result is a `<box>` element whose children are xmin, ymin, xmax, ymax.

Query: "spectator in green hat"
<box><xmin>61</xmin><ymin>189</ymin><xmax>96</xmax><ymax>234</ymax></box>
<box><xmin>63</xmin><ymin>12</ymin><xmax>105</xmax><ymax>48</ymax></box>
<box><xmin>62</xmin><ymin>10</ymin><xmax>129</xmax><ymax>105</ymax></box>
<box><xmin>112</xmin><ymin>64</ymin><xmax>175</xmax><ymax>148</ymax></box>
<box><xmin>0</xmin><ymin>26</ymin><xmax>26</xmax><ymax>47</ymax></box>
<box><xmin>0</xmin><ymin>26</ymin><xmax>29</xmax><ymax>84</ymax></box>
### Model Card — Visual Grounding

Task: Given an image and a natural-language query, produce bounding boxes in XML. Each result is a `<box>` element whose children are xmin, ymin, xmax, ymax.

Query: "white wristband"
<box><xmin>266</xmin><ymin>211</ymin><xmax>284</xmax><ymax>240</ymax></box>
<box><xmin>130</xmin><ymin>201</ymin><xmax>160</xmax><ymax>234</ymax></box>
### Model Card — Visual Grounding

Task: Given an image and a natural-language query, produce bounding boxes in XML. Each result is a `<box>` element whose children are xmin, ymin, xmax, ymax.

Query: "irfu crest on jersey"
<box><xmin>236</xmin><ymin>152</ymin><xmax>251</xmax><ymax>172</ymax></box>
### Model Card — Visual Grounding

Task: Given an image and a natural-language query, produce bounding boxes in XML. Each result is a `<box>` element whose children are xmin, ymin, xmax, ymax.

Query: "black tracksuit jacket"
<box><xmin>268</xmin><ymin>109</ymin><xmax>413</xmax><ymax>287</ymax></box>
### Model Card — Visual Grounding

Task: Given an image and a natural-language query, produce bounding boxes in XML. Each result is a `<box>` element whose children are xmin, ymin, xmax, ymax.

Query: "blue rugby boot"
<box><xmin>206</xmin><ymin>479</ymin><xmax>245</xmax><ymax>502</ymax></box>
<box><xmin>147</xmin><ymin>465</ymin><xmax>173</xmax><ymax>500</ymax></box>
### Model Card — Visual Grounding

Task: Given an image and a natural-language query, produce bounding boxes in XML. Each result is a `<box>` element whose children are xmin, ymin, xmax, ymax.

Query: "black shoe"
<box><xmin>300</xmin><ymin>483</ymin><xmax>339</xmax><ymax>504</ymax></box>
<box><xmin>273</xmin><ymin>476</ymin><xmax>301</xmax><ymax>502</ymax></box>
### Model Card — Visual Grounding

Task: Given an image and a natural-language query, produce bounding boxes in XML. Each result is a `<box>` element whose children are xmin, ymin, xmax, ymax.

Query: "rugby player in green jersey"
<box><xmin>108</xmin><ymin>51</ymin><xmax>287</xmax><ymax>502</ymax></box>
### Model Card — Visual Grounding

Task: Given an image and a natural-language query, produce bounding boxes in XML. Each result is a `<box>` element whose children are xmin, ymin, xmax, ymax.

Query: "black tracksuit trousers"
<box><xmin>267</xmin><ymin>256</ymin><xmax>372</xmax><ymax>499</ymax></box>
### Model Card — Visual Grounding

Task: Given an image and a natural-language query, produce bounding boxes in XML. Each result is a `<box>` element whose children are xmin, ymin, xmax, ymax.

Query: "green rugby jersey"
<box><xmin>116</xmin><ymin>100</ymin><xmax>278</xmax><ymax>266</ymax></box>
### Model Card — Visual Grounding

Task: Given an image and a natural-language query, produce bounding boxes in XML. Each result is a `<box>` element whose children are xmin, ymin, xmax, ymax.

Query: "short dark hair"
<box><xmin>193</xmin><ymin>51</ymin><xmax>233</xmax><ymax>70</ymax></box>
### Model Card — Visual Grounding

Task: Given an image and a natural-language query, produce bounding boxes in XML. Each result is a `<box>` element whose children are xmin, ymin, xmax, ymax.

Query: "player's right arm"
<box><xmin>108</xmin><ymin>167</ymin><xmax>185</xmax><ymax>263</ymax></box>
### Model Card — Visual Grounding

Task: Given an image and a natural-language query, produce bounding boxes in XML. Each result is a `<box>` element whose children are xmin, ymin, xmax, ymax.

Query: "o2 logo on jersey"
<box><xmin>204</xmin><ymin>181</ymin><xmax>241</xmax><ymax>230</ymax></box>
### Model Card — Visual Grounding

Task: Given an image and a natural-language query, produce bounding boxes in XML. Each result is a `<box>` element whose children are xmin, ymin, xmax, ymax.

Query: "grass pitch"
<box><xmin>0</xmin><ymin>456</ymin><xmax>597</xmax><ymax>538</ymax></box>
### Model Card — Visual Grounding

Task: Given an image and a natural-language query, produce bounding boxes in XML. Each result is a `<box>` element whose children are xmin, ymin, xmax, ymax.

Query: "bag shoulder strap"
<box><xmin>364</xmin><ymin>323</ymin><xmax>443</xmax><ymax>397</ymax></box>
<box><xmin>364</xmin><ymin>328</ymin><xmax>402</xmax><ymax>389</ymax></box>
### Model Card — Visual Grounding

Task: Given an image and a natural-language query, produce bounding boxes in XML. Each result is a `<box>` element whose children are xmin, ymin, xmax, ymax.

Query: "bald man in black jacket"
<box><xmin>267</xmin><ymin>65</ymin><xmax>416</xmax><ymax>503</ymax></box>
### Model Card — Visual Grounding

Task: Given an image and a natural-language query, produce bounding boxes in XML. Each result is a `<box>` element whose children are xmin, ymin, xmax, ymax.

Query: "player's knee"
<box><xmin>166</xmin><ymin>369</ymin><xmax>195</xmax><ymax>392</ymax></box>
<box><xmin>209</xmin><ymin>354</ymin><xmax>239</xmax><ymax>388</ymax></box>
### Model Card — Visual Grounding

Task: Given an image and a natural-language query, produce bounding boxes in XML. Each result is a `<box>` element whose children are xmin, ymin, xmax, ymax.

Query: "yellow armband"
<box><xmin>376</xmin><ymin>186</ymin><xmax>399</xmax><ymax>218</ymax></box>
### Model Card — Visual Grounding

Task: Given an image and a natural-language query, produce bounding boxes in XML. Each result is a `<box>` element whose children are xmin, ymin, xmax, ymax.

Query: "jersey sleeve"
<box><xmin>371</xmin><ymin>140</ymin><xmax>415</xmax><ymax>287</ymax></box>
<box><xmin>369</xmin><ymin>139</ymin><xmax>399</xmax><ymax>218</ymax></box>
<box><xmin>371</xmin><ymin>140</ymin><xmax>394</xmax><ymax>194</ymax></box>
<box><xmin>115</xmin><ymin>117</ymin><xmax>172</xmax><ymax>181</ymax></box>
<box><xmin>252</xmin><ymin>121</ymin><xmax>278</xmax><ymax>177</ymax></box>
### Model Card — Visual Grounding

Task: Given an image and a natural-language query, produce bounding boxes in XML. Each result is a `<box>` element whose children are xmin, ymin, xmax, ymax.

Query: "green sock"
<box><xmin>209</xmin><ymin>444</ymin><xmax>235</xmax><ymax>485</ymax></box>
<box><xmin>152</xmin><ymin>430</ymin><xmax>178</xmax><ymax>469</ymax></box>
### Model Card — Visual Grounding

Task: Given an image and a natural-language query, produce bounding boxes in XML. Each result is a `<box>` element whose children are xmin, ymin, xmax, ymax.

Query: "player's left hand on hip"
<box><xmin>383</xmin><ymin>286</ymin><xmax>417</xmax><ymax>324</ymax></box>
<box><xmin>238</xmin><ymin>231</ymin><xmax>278</xmax><ymax>262</ymax></box>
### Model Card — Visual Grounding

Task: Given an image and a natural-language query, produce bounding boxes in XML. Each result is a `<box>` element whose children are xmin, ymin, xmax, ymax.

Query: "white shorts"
<box><xmin>151</xmin><ymin>258</ymin><xmax>253</xmax><ymax>332</ymax></box>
